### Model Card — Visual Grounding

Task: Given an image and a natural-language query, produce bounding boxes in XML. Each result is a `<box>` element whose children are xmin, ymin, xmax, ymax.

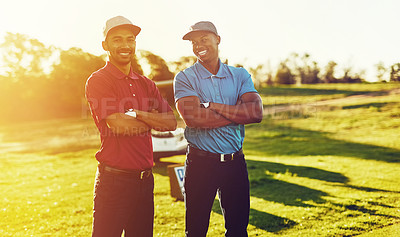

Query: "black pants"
<box><xmin>184</xmin><ymin>149</ymin><xmax>250</xmax><ymax>237</ymax></box>
<box><xmin>92</xmin><ymin>167</ymin><xmax>154</xmax><ymax>237</ymax></box>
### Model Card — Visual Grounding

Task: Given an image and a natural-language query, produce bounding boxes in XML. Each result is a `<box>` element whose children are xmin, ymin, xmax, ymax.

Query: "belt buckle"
<box><xmin>140</xmin><ymin>170</ymin><xmax>150</xmax><ymax>179</ymax></box>
<box><xmin>220</xmin><ymin>153</ymin><xmax>233</xmax><ymax>162</ymax></box>
<box><xmin>220</xmin><ymin>154</ymin><xmax>225</xmax><ymax>162</ymax></box>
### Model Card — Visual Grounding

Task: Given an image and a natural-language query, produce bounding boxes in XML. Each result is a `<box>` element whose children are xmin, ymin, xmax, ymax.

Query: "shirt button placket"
<box><xmin>128</xmin><ymin>81</ymin><xmax>135</xmax><ymax>97</ymax></box>
<box><xmin>212</xmin><ymin>76</ymin><xmax>221</xmax><ymax>102</ymax></box>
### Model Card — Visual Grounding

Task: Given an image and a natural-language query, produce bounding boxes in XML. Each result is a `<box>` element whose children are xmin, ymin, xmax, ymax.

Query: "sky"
<box><xmin>0</xmin><ymin>0</ymin><xmax>399</xmax><ymax>81</ymax></box>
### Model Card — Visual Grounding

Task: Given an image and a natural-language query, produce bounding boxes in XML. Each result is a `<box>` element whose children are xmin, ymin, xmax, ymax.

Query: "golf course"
<box><xmin>1</xmin><ymin>83</ymin><xmax>399</xmax><ymax>236</ymax></box>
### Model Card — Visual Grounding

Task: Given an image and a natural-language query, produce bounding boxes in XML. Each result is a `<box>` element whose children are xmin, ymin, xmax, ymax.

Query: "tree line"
<box><xmin>247</xmin><ymin>53</ymin><xmax>400</xmax><ymax>88</ymax></box>
<box><xmin>0</xmin><ymin>33</ymin><xmax>399</xmax><ymax>123</ymax></box>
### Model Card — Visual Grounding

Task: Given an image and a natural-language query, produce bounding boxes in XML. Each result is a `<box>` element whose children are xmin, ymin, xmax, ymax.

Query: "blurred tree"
<box><xmin>286</xmin><ymin>53</ymin><xmax>321</xmax><ymax>84</ymax></box>
<box><xmin>375</xmin><ymin>62</ymin><xmax>389</xmax><ymax>82</ymax></box>
<box><xmin>285</xmin><ymin>53</ymin><xmax>299</xmax><ymax>83</ymax></box>
<box><xmin>264</xmin><ymin>60</ymin><xmax>274</xmax><ymax>86</ymax></box>
<box><xmin>307</xmin><ymin>61</ymin><xmax>321</xmax><ymax>84</ymax></box>
<box><xmin>322</xmin><ymin>61</ymin><xmax>338</xmax><ymax>83</ymax></box>
<box><xmin>131</xmin><ymin>54</ymin><xmax>144</xmax><ymax>75</ymax></box>
<box><xmin>168</xmin><ymin>56</ymin><xmax>197</xmax><ymax>75</ymax></box>
<box><xmin>275</xmin><ymin>61</ymin><xmax>295</xmax><ymax>85</ymax></box>
<box><xmin>0</xmin><ymin>32</ymin><xmax>56</xmax><ymax>122</ymax></box>
<box><xmin>135</xmin><ymin>50</ymin><xmax>177</xmax><ymax>107</ymax></box>
<box><xmin>138</xmin><ymin>50</ymin><xmax>174</xmax><ymax>81</ymax></box>
<box><xmin>340</xmin><ymin>65</ymin><xmax>363</xmax><ymax>83</ymax></box>
<box><xmin>299</xmin><ymin>54</ymin><xmax>320</xmax><ymax>84</ymax></box>
<box><xmin>390</xmin><ymin>63</ymin><xmax>400</xmax><ymax>82</ymax></box>
<box><xmin>249</xmin><ymin>64</ymin><xmax>267</xmax><ymax>89</ymax></box>
<box><xmin>50</xmin><ymin>47</ymin><xmax>106</xmax><ymax>117</ymax></box>
<box><xmin>0</xmin><ymin>32</ymin><xmax>54</xmax><ymax>80</ymax></box>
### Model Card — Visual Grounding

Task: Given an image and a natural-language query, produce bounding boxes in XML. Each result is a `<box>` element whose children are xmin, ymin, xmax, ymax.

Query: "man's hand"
<box><xmin>135</xmin><ymin>109</ymin><xmax>177</xmax><ymax>132</ymax></box>
<box><xmin>176</xmin><ymin>96</ymin><xmax>232</xmax><ymax>128</ymax></box>
<box><xmin>106</xmin><ymin>113</ymin><xmax>151</xmax><ymax>136</ymax></box>
<box><xmin>106</xmin><ymin>108</ymin><xmax>177</xmax><ymax>135</ymax></box>
<box><xmin>208</xmin><ymin>92</ymin><xmax>263</xmax><ymax>125</ymax></box>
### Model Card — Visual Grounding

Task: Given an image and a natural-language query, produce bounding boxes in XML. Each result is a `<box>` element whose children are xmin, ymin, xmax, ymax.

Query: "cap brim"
<box><xmin>182</xmin><ymin>30</ymin><xmax>216</xmax><ymax>40</ymax></box>
<box><xmin>129</xmin><ymin>24</ymin><xmax>141</xmax><ymax>36</ymax></box>
<box><xmin>105</xmin><ymin>24</ymin><xmax>141</xmax><ymax>39</ymax></box>
<box><xmin>182</xmin><ymin>31</ymin><xmax>195</xmax><ymax>40</ymax></box>
<box><xmin>121</xmin><ymin>24</ymin><xmax>141</xmax><ymax>36</ymax></box>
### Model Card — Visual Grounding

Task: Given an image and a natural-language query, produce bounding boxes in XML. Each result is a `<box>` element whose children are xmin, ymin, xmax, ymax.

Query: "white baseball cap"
<box><xmin>103</xmin><ymin>16</ymin><xmax>141</xmax><ymax>39</ymax></box>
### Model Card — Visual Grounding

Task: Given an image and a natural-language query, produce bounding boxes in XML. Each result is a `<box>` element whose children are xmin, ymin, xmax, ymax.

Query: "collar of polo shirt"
<box><xmin>195</xmin><ymin>59</ymin><xmax>228</xmax><ymax>79</ymax></box>
<box><xmin>106</xmin><ymin>61</ymin><xmax>140</xmax><ymax>80</ymax></box>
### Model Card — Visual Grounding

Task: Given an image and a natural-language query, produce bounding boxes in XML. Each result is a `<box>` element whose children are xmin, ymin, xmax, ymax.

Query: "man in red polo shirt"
<box><xmin>85</xmin><ymin>16</ymin><xmax>177</xmax><ymax>237</ymax></box>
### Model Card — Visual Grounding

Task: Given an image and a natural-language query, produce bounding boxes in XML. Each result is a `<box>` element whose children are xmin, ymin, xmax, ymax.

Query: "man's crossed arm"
<box><xmin>176</xmin><ymin>92</ymin><xmax>263</xmax><ymax>129</ymax></box>
<box><xmin>106</xmin><ymin>110</ymin><xmax>177</xmax><ymax>136</ymax></box>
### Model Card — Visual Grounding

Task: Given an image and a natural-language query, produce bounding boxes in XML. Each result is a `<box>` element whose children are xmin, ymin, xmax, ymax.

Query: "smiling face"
<box><xmin>190</xmin><ymin>31</ymin><xmax>220</xmax><ymax>65</ymax></box>
<box><xmin>102</xmin><ymin>26</ymin><xmax>136</xmax><ymax>69</ymax></box>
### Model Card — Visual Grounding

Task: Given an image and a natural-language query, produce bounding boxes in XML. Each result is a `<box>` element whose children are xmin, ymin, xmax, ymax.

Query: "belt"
<box><xmin>99</xmin><ymin>163</ymin><xmax>152</xmax><ymax>180</ymax></box>
<box><xmin>188</xmin><ymin>145</ymin><xmax>243</xmax><ymax>162</ymax></box>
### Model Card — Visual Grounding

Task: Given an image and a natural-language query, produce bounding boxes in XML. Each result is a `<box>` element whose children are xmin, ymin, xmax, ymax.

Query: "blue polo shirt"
<box><xmin>174</xmin><ymin>60</ymin><xmax>258</xmax><ymax>154</ymax></box>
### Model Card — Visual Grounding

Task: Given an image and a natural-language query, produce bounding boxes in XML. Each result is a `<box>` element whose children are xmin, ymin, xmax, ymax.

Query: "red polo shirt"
<box><xmin>85</xmin><ymin>62</ymin><xmax>173</xmax><ymax>170</ymax></box>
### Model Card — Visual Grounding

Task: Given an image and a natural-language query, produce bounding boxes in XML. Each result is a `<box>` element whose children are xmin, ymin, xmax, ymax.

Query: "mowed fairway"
<box><xmin>1</xmin><ymin>83</ymin><xmax>400</xmax><ymax>236</ymax></box>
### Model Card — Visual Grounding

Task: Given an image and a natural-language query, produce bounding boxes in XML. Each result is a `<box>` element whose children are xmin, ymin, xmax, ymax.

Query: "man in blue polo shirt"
<box><xmin>174</xmin><ymin>21</ymin><xmax>263</xmax><ymax>237</ymax></box>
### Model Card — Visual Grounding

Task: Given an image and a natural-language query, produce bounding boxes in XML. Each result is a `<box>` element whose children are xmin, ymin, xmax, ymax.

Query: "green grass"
<box><xmin>1</xmin><ymin>83</ymin><xmax>400</xmax><ymax>236</ymax></box>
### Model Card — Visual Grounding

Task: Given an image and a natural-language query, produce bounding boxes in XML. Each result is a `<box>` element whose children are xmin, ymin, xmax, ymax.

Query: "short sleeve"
<box><xmin>85</xmin><ymin>73</ymin><xmax>120</xmax><ymax>125</ymax></box>
<box><xmin>238</xmin><ymin>68</ymin><xmax>258</xmax><ymax>97</ymax></box>
<box><xmin>174</xmin><ymin>71</ymin><xmax>198</xmax><ymax>102</ymax></box>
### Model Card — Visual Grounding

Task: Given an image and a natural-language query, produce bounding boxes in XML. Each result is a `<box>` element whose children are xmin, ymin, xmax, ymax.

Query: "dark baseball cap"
<box><xmin>182</xmin><ymin>21</ymin><xmax>219</xmax><ymax>40</ymax></box>
<box><xmin>103</xmin><ymin>16</ymin><xmax>141</xmax><ymax>40</ymax></box>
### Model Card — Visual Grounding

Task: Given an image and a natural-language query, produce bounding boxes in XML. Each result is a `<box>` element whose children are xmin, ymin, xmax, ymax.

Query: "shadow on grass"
<box><xmin>211</xmin><ymin>200</ymin><xmax>297</xmax><ymax>233</ymax></box>
<box><xmin>248</xmin><ymin>160</ymin><xmax>348</xmax><ymax>183</ymax></box>
<box><xmin>251</xmin><ymin>177</ymin><xmax>327</xmax><ymax>207</ymax></box>
<box><xmin>343</xmin><ymin>204</ymin><xmax>400</xmax><ymax>219</ymax></box>
<box><xmin>342</xmin><ymin>102</ymin><xmax>397</xmax><ymax>110</ymax></box>
<box><xmin>248</xmin><ymin>208</ymin><xmax>297</xmax><ymax>232</ymax></box>
<box><xmin>247</xmin><ymin>160</ymin><xmax>337</xmax><ymax>207</ymax></box>
<box><xmin>245</xmin><ymin>121</ymin><xmax>400</xmax><ymax>163</ymax></box>
<box><xmin>339</xmin><ymin>184</ymin><xmax>400</xmax><ymax>194</ymax></box>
